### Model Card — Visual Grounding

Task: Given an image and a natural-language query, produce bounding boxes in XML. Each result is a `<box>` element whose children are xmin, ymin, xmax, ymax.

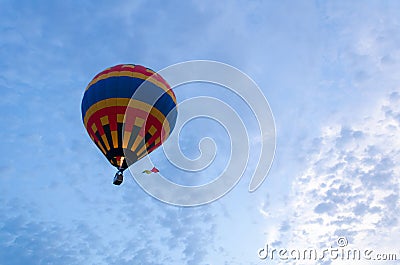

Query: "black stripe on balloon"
<box><xmin>127</xmin><ymin>125</ymin><xmax>141</xmax><ymax>151</ymax></box>
<box><xmin>144</xmin><ymin>131</ymin><xmax>152</xmax><ymax>143</ymax></box>
<box><xmin>94</xmin><ymin>131</ymin><xmax>108</xmax><ymax>155</ymax></box>
<box><xmin>102</xmin><ymin>124</ymin><xmax>113</xmax><ymax>152</ymax></box>
<box><xmin>117</xmin><ymin>123</ymin><xmax>123</xmax><ymax>149</ymax></box>
<box><xmin>147</xmin><ymin>141</ymin><xmax>156</xmax><ymax>152</ymax></box>
<box><xmin>123</xmin><ymin>149</ymin><xmax>138</xmax><ymax>168</ymax></box>
<box><xmin>133</xmin><ymin>132</ymin><xmax>150</xmax><ymax>155</ymax></box>
<box><xmin>135</xmin><ymin>132</ymin><xmax>153</xmax><ymax>158</ymax></box>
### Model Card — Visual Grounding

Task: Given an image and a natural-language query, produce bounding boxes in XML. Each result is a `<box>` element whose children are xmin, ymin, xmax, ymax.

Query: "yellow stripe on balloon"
<box><xmin>91</xmin><ymin>123</ymin><xmax>97</xmax><ymax>133</ymax></box>
<box><xmin>148</xmin><ymin>125</ymin><xmax>157</xmax><ymax>136</ymax></box>
<box><xmin>136</xmin><ymin>146</ymin><xmax>147</xmax><ymax>159</ymax></box>
<box><xmin>100</xmin><ymin>116</ymin><xmax>109</xmax><ymax>126</ymax></box>
<box><xmin>134</xmin><ymin>117</ymin><xmax>144</xmax><ymax>127</ymax></box>
<box><xmin>137</xmin><ymin>153</ymin><xmax>145</xmax><ymax>161</ymax></box>
<box><xmin>122</xmin><ymin>131</ymin><xmax>131</xmax><ymax>149</ymax></box>
<box><xmin>101</xmin><ymin>134</ymin><xmax>111</xmax><ymax>151</ymax></box>
<box><xmin>131</xmin><ymin>135</ymin><xmax>144</xmax><ymax>152</ymax></box>
<box><xmin>117</xmin><ymin>114</ymin><xmax>124</xmax><ymax>123</ymax></box>
<box><xmin>111</xmin><ymin>131</ymin><xmax>118</xmax><ymax>148</ymax></box>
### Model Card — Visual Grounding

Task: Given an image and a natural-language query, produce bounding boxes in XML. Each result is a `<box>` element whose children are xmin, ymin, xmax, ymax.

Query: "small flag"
<box><xmin>150</xmin><ymin>167</ymin><xmax>159</xmax><ymax>173</ymax></box>
<box><xmin>142</xmin><ymin>167</ymin><xmax>159</xmax><ymax>174</ymax></box>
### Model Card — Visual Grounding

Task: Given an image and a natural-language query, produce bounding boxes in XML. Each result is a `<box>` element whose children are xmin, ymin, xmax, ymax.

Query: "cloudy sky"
<box><xmin>1</xmin><ymin>1</ymin><xmax>400</xmax><ymax>264</ymax></box>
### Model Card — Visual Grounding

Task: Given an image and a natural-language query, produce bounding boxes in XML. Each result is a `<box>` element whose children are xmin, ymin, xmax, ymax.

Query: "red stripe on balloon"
<box><xmin>93</xmin><ymin>64</ymin><xmax>154</xmax><ymax>80</ymax></box>
<box><xmin>86</xmin><ymin>106</ymin><xmax>167</xmax><ymax>142</ymax></box>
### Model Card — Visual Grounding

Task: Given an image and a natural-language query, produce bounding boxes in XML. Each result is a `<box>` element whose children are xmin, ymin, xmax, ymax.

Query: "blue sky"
<box><xmin>1</xmin><ymin>1</ymin><xmax>400</xmax><ymax>264</ymax></box>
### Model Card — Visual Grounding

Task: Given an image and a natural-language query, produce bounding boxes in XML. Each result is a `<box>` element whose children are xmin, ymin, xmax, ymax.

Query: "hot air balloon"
<box><xmin>81</xmin><ymin>64</ymin><xmax>177</xmax><ymax>185</ymax></box>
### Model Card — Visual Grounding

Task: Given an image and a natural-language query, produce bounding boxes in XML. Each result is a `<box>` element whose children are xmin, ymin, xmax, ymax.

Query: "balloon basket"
<box><xmin>113</xmin><ymin>171</ymin><xmax>123</xmax><ymax>185</ymax></box>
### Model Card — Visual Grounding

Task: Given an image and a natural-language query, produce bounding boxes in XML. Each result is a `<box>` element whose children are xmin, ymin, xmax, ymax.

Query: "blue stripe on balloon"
<box><xmin>81</xmin><ymin>76</ymin><xmax>176</xmax><ymax>122</ymax></box>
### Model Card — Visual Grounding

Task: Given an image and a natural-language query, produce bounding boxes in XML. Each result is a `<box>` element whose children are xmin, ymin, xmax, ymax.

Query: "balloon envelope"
<box><xmin>81</xmin><ymin>64</ymin><xmax>177</xmax><ymax>170</ymax></box>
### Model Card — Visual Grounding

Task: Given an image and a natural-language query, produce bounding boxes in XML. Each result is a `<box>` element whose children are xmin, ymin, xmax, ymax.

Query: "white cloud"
<box><xmin>276</xmin><ymin>92</ymin><xmax>400</xmax><ymax>264</ymax></box>
<box><xmin>267</xmin><ymin>7</ymin><xmax>400</xmax><ymax>262</ymax></box>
